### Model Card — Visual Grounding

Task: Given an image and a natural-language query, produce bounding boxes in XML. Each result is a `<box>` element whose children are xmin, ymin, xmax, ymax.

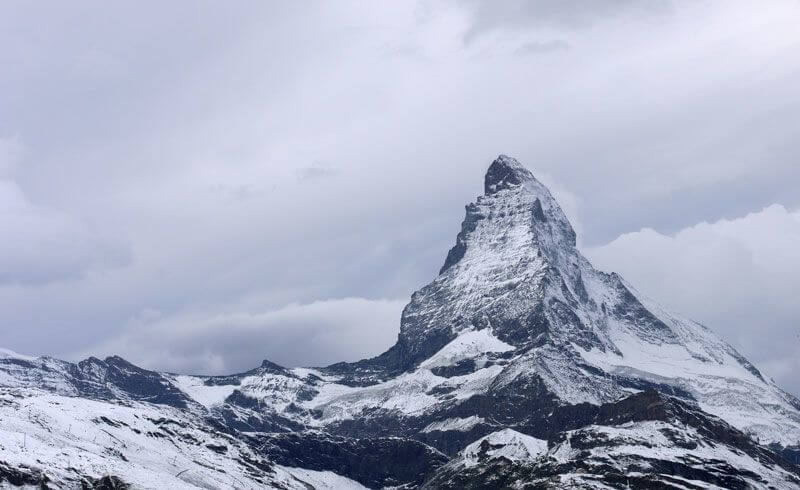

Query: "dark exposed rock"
<box><xmin>484</xmin><ymin>155</ymin><xmax>533</xmax><ymax>195</ymax></box>
<box><xmin>531</xmin><ymin>198</ymin><xmax>547</xmax><ymax>222</ymax></box>
<box><xmin>70</xmin><ymin>356</ymin><xmax>192</xmax><ymax>408</ymax></box>
<box><xmin>205</xmin><ymin>443</ymin><xmax>228</xmax><ymax>454</ymax></box>
<box><xmin>255</xmin><ymin>432</ymin><xmax>448</xmax><ymax>488</ymax></box>
<box><xmin>430</xmin><ymin>359</ymin><xmax>477</xmax><ymax>378</ymax></box>
<box><xmin>214</xmin><ymin>396</ymin><xmax>306</xmax><ymax>433</ymax></box>
<box><xmin>82</xmin><ymin>475</ymin><xmax>130</xmax><ymax>489</ymax></box>
<box><xmin>771</xmin><ymin>443</ymin><xmax>800</xmax><ymax>466</ymax></box>
<box><xmin>440</xmin><ymin>202</ymin><xmax>483</xmax><ymax>275</ymax></box>
<box><xmin>0</xmin><ymin>461</ymin><xmax>48</xmax><ymax>487</ymax></box>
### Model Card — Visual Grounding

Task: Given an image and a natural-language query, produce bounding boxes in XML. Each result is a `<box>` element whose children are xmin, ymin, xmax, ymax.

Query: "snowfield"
<box><xmin>0</xmin><ymin>388</ymin><xmax>363</xmax><ymax>489</ymax></box>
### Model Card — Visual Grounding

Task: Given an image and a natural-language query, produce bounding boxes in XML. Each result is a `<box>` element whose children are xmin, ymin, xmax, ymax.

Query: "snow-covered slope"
<box><xmin>423</xmin><ymin>390</ymin><xmax>800</xmax><ymax>489</ymax></box>
<box><xmin>2</xmin><ymin>155</ymin><xmax>799</xmax><ymax>488</ymax></box>
<box><xmin>0</xmin><ymin>385</ymin><xmax>366</xmax><ymax>489</ymax></box>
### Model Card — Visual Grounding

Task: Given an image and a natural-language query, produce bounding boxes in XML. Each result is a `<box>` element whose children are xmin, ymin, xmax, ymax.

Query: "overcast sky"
<box><xmin>1</xmin><ymin>1</ymin><xmax>799</xmax><ymax>395</ymax></box>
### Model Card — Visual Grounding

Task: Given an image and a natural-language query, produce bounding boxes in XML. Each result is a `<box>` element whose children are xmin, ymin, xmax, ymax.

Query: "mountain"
<box><xmin>2</xmin><ymin>156</ymin><xmax>799</xmax><ymax>489</ymax></box>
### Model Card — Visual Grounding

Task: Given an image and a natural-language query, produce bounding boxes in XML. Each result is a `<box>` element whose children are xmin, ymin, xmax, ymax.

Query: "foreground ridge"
<box><xmin>2</xmin><ymin>156</ymin><xmax>799</xmax><ymax>489</ymax></box>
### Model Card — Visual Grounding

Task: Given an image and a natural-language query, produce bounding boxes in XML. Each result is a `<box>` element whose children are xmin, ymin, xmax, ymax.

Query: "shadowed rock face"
<box><xmin>0</xmin><ymin>461</ymin><xmax>48</xmax><ymax>487</ymax></box>
<box><xmin>0</xmin><ymin>353</ymin><xmax>194</xmax><ymax>408</ymax></box>
<box><xmin>484</xmin><ymin>154</ymin><xmax>534</xmax><ymax>195</ymax></box>
<box><xmin>2</xmin><ymin>155</ymin><xmax>800</xmax><ymax>488</ymax></box>
<box><xmin>255</xmin><ymin>433</ymin><xmax>449</xmax><ymax>488</ymax></box>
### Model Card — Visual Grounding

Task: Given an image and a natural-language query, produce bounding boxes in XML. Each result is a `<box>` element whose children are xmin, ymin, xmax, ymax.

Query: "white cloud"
<box><xmin>81</xmin><ymin>297</ymin><xmax>406</xmax><ymax>374</ymax></box>
<box><xmin>585</xmin><ymin>204</ymin><xmax>800</xmax><ymax>395</ymax></box>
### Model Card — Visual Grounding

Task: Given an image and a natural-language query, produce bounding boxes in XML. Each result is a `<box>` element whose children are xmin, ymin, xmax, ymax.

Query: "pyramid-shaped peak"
<box><xmin>484</xmin><ymin>155</ymin><xmax>535</xmax><ymax>195</ymax></box>
<box><xmin>438</xmin><ymin>155</ymin><xmax>577</xmax><ymax>277</ymax></box>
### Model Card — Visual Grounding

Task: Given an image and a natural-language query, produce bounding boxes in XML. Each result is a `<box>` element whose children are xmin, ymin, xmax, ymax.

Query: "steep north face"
<box><xmin>1</xmin><ymin>156</ymin><xmax>799</xmax><ymax>488</ymax></box>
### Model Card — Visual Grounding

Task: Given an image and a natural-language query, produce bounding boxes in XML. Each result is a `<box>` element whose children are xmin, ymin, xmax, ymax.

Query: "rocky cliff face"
<box><xmin>2</xmin><ymin>156</ymin><xmax>799</xmax><ymax>489</ymax></box>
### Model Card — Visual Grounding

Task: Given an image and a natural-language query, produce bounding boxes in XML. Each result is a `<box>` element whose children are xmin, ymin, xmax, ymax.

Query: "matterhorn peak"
<box><xmin>484</xmin><ymin>154</ymin><xmax>535</xmax><ymax>195</ymax></box>
<box><xmin>395</xmin><ymin>155</ymin><xmax>591</xmax><ymax>369</ymax></box>
<box><xmin>440</xmin><ymin>155</ymin><xmax>577</xmax><ymax>277</ymax></box>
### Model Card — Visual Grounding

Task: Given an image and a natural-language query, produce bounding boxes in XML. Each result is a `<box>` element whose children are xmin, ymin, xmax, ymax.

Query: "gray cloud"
<box><xmin>0</xmin><ymin>182</ymin><xmax>129</xmax><ymax>285</ymax></box>
<box><xmin>296</xmin><ymin>162</ymin><xmax>340</xmax><ymax>182</ymax></box>
<box><xmin>0</xmin><ymin>1</ymin><xmax>798</xmax><ymax>396</ymax></box>
<box><xmin>459</xmin><ymin>0</ymin><xmax>671</xmax><ymax>43</ymax></box>
<box><xmin>86</xmin><ymin>297</ymin><xmax>405</xmax><ymax>374</ymax></box>
<box><xmin>0</xmin><ymin>138</ymin><xmax>129</xmax><ymax>285</ymax></box>
<box><xmin>514</xmin><ymin>40</ymin><xmax>570</xmax><ymax>56</ymax></box>
<box><xmin>0</xmin><ymin>137</ymin><xmax>21</xmax><ymax>177</ymax></box>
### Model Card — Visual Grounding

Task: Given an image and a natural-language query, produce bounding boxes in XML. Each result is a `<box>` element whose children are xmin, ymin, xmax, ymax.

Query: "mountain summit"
<box><xmin>484</xmin><ymin>154</ymin><xmax>536</xmax><ymax>194</ymax></box>
<box><xmin>2</xmin><ymin>156</ymin><xmax>799</xmax><ymax>488</ymax></box>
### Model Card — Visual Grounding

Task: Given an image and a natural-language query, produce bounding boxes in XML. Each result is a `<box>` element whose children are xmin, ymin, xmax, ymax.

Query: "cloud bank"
<box><xmin>88</xmin><ymin>297</ymin><xmax>405</xmax><ymax>375</ymax></box>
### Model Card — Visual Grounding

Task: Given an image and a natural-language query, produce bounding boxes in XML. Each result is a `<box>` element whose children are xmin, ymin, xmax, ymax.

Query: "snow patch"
<box><xmin>422</xmin><ymin>416</ymin><xmax>484</xmax><ymax>433</ymax></box>
<box><xmin>171</xmin><ymin>375</ymin><xmax>237</xmax><ymax>408</ymax></box>
<box><xmin>279</xmin><ymin>466</ymin><xmax>369</xmax><ymax>489</ymax></box>
<box><xmin>462</xmin><ymin>428</ymin><xmax>548</xmax><ymax>467</ymax></box>
<box><xmin>421</xmin><ymin>329</ymin><xmax>514</xmax><ymax>369</ymax></box>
